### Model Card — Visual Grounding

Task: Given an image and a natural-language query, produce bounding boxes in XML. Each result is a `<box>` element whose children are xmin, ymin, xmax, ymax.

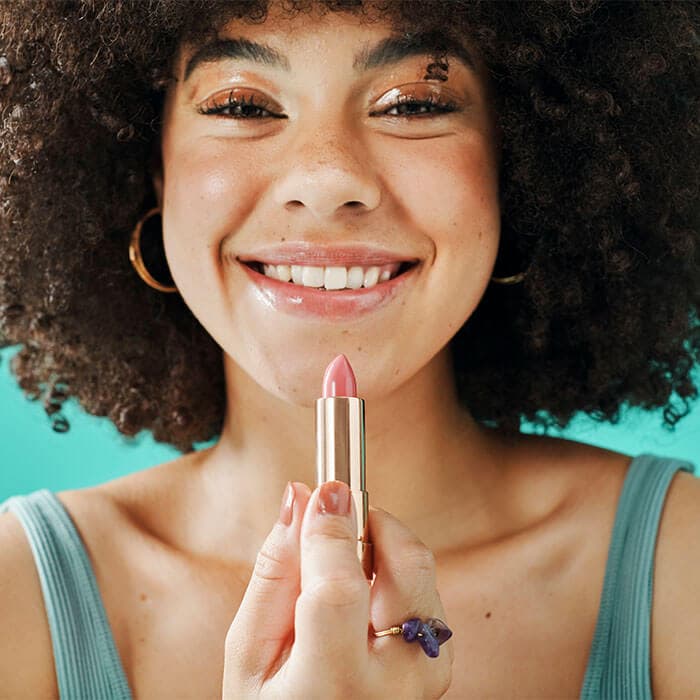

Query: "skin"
<box><xmin>152</xmin><ymin>3</ymin><xmax>509</xmax><ymax>563</ymax></box>
<box><xmin>150</xmin><ymin>5</ymin><xmax>511</xmax><ymax>693</ymax></box>
<box><xmin>146</xmin><ymin>0</ymin><xmax>700</xmax><ymax>689</ymax></box>
<box><xmin>2</xmin><ymin>3</ymin><xmax>700</xmax><ymax>699</ymax></box>
<box><xmin>7</xmin><ymin>3</ymin><xmax>700</xmax><ymax>700</ymax></box>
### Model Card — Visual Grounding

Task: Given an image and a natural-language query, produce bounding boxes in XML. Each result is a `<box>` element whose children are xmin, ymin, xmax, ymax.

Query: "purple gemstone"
<box><xmin>401</xmin><ymin>617</ymin><xmax>422</xmax><ymax>642</ymax></box>
<box><xmin>426</xmin><ymin>617</ymin><xmax>453</xmax><ymax>645</ymax></box>
<box><xmin>417</xmin><ymin>622</ymin><xmax>440</xmax><ymax>658</ymax></box>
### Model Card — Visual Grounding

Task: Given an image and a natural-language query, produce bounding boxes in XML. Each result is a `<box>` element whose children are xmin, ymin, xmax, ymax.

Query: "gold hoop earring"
<box><xmin>128</xmin><ymin>207</ymin><xmax>178</xmax><ymax>293</ymax></box>
<box><xmin>490</xmin><ymin>271</ymin><xmax>527</xmax><ymax>285</ymax></box>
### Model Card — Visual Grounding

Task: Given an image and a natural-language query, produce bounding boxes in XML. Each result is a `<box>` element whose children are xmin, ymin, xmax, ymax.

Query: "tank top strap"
<box><xmin>0</xmin><ymin>489</ymin><xmax>132</xmax><ymax>699</ymax></box>
<box><xmin>580</xmin><ymin>453</ymin><xmax>696</xmax><ymax>699</ymax></box>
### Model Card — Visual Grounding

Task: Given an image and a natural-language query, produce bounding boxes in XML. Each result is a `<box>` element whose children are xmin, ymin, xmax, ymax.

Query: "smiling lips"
<box><xmin>235</xmin><ymin>243</ymin><xmax>420</xmax><ymax>318</ymax></box>
<box><xmin>237</xmin><ymin>243</ymin><xmax>419</xmax><ymax>292</ymax></box>
<box><xmin>238</xmin><ymin>257</ymin><xmax>419</xmax><ymax>320</ymax></box>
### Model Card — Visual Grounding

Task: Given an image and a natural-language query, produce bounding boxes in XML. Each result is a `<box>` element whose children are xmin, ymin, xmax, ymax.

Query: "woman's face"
<box><xmin>154</xmin><ymin>5</ymin><xmax>501</xmax><ymax>405</ymax></box>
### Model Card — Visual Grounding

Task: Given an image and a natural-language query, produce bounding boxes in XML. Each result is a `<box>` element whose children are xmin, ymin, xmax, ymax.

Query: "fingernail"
<box><xmin>279</xmin><ymin>481</ymin><xmax>295</xmax><ymax>526</ymax></box>
<box><xmin>318</xmin><ymin>480</ymin><xmax>351</xmax><ymax>516</ymax></box>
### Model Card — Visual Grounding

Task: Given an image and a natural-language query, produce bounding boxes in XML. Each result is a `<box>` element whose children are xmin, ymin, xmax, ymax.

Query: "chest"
<box><xmin>116</xmin><ymin>548</ymin><xmax>602</xmax><ymax>699</ymax></box>
<box><xmin>437</xmin><ymin>566</ymin><xmax>597</xmax><ymax>698</ymax></box>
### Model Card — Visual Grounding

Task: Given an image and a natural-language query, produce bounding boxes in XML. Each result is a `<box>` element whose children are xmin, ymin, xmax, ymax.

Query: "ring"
<box><xmin>372</xmin><ymin>617</ymin><xmax>453</xmax><ymax>658</ymax></box>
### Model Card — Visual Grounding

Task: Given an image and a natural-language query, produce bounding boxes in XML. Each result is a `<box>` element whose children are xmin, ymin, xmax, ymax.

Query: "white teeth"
<box><xmin>324</xmin><ymin>266</ymin><xmax>347</xmax><ymax>290</ymax></box>
<box><xmin>363</xmin><ymin>266</ymin><xmax>380</xmax><ymax>287</ymax></box>
<box><xmin>347</xmin><ymin>266</ymin><xmax>364</xmax><ymax>289</ymax></box>
<box><xmin>276</xmin><ymin>264</ymin><xmax>292</xmax><ymax>282</ymax></box>
<box><xmin>258</xmin><ymin>262</ymin><xmax>403</xmax><ymax>289</ymax></box>
<box><xmin>301</xmin><ymin>266</ymin><xmax>325</xmax><ymax>288</ymax></box>
<box><xmin>291</xmin><ymin>265</ymin><xmax>304</xmax><ymax>284</ymax></box>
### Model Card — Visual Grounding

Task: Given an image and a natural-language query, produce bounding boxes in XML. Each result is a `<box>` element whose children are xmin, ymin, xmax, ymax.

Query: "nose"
<box><xmin>271</xmin><ymin>122</ymin><xmax>381</xmax><ymax>220</ymax></box>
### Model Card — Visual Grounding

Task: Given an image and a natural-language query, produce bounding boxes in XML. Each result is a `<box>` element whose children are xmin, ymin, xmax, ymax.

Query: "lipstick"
<box><xmin>316</xmin><ymin>354</ymin><xmax>373</xmax><ymax>580</ymax></box>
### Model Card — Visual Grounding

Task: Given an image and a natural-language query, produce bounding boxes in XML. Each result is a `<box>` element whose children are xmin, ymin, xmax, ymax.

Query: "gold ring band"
<box><xmin>373</xmin><ymin>625</ymin><xmax>403</xmax><ymax>637</ymax></box>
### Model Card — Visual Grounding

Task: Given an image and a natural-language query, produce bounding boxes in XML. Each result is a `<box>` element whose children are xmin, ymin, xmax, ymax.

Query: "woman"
<box><xmin>1</xmin><ymin>0</ymin><xmax>699</xmax><ymax>697</ymax></box>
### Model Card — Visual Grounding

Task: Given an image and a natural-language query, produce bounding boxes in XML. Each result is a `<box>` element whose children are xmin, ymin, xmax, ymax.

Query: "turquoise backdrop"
<box><xmin>1</xmin><ymin>343</ymin><xmax>698</xmax><ymax>501</ymax></box>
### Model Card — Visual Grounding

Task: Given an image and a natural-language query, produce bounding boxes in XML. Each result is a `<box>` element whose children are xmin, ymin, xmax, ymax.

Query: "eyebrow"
<box><xmin>183</xmin><ymin>31</ymin><xmax>476</xmax><ymax>82</ymax></box>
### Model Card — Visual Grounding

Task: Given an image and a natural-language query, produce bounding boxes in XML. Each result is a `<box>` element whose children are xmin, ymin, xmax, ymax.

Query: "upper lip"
<box><xmin>236</xmin><ymin>243</ymin><xmax>420</xmax><ymax>267</ymax></box>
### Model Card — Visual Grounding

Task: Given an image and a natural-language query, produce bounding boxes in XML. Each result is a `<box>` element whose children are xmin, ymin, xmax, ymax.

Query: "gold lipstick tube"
<box><xmin>315</xmin><ymin>396</ymin><xmax>373</xmax><ymax>580</ymax></box>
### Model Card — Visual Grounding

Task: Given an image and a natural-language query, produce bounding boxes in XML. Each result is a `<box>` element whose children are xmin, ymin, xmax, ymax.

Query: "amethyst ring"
<box><xmin>372</xmin><ymin>617</ymin><xmax>453</xmax><ymax>658</ymax></box>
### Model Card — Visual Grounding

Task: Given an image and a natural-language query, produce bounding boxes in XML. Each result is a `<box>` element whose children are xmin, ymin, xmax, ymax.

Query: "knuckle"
<box><xmin>252</xmin><ymin>542</ymin><xmax>288</xmax><ymax>583</ymax></box>
<box><xmin>307</xmin><ymin>517</ymin><xmax>355</xmax><ymax>544</ymax></box>
<box><xmin>302</xmin><ymin>575</ymin><xmax>368</xmax><ymax>609</ymax></box>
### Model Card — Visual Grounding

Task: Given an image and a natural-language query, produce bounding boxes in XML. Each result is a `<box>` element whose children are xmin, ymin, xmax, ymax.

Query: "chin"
<box><xmin>243</xmin><ymin>348</ymin><xmax>362</xmax><ymax>403</ymax></box>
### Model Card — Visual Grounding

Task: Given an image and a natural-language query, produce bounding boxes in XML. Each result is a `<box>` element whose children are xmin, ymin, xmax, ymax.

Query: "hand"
<box><xmin>222</xmin><ymin>480</ymin><xmax>453</xmax><ymax>699</ymax></box>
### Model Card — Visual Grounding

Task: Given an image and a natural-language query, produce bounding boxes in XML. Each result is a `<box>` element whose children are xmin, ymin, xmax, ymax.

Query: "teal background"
<box><xmin>1</xmin><ymin>343</ymin><xmax>698</xmax><ymax>501</ymax></box>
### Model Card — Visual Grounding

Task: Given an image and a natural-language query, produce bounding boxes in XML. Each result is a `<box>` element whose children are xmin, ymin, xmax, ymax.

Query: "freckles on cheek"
<box><xmin>392</xmin><ymin>147</ymin><xmax>493</xmax><ymax>231</ymax></box>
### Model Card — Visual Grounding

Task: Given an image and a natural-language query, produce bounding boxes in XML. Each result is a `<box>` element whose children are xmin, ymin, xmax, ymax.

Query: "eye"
<box><xmin>197</xmin><ymin>88</ymin><xmax>285</xmax><ymax>120</ymax></box>
<box><xmin>370</xmin><ymin>84</ymin><xmax>463</xmax><ymax>120</ymax></box>
<box><xmin>196</xmin><ymin>85</ymin><xmax>463</xmax><ymax>122</ymax></box>
<box><xmin>375</xmin><ymin>93</ymin><xmax>459</xmax><ymax>118</ymax></box>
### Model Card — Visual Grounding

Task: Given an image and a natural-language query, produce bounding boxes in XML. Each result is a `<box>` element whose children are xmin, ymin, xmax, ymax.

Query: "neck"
<box><xmin>191</xmin><ymin>347</ymin><xmax>511</xmax><ymax>563</ymax></box>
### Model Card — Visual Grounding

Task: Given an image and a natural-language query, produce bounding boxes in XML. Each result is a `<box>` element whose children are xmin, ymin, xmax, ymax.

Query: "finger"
<box><xmin>291</xmin><ymin>480</ymin><xmax>370</xmax><ymax>672</ymax></box>
<box><xmin>224</xmin><ymin>481</ymin><xmax>312</xmax><ymax>685</ymax></box>
<box><xmin>367</xmin><ymin>507</ymin><xmax>451</xmax><ymax>660</ymax></box>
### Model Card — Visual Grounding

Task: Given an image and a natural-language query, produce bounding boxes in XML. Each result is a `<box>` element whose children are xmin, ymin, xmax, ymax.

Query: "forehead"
<box><xmin>174</xmin><ymin>3</ymin><xmax>481</xmax><ymax>81</ymax></box>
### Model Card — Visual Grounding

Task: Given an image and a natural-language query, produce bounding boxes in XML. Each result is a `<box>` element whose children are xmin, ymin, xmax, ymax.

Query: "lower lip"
<box><xmin>239</xmin><ymin>262</ymin><xmax>419</xmax><ymax>320</ymax></box>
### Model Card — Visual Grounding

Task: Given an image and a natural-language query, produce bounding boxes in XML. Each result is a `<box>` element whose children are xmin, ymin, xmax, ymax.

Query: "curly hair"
<box><xmin>0</xmin><ymin>0</ymin><xmax>698</xmax><ymax>455</ymax></box>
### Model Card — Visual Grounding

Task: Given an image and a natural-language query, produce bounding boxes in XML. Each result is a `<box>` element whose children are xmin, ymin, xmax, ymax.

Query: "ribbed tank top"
<box><xmin>0</xmin><ymin>453</ymin><xmax>695</xmax><ymax>699</ymax></box>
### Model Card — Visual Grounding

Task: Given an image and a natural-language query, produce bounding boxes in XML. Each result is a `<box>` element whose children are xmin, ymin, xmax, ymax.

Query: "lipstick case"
<box><xmin>315</xmin><ymin>396</ymin><xmax>373</xmax><ymax>580</ymax></box>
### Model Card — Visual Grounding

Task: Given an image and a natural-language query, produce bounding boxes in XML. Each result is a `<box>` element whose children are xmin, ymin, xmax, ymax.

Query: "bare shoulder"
<box><xmin>86</xmin><ymin>448</ymin><xmax>205</xmax><ymax>516</ymax></box>
<box><xmin>0</xmin><ymin>508</ymin><xmax>58</xmax><ymax>698</ymax></box>
<box><xmin>47</xmin><ymin>448</ymin><xmax>205</xmax><ymax>574</ymax></box>
<box><xmin>0</xmin><ymin>450</ymin><xmax>204</xmax><ymax>700</ymax></box>
<box><xmin>0</xmin><ymin>480</ymin><xmax>134</xmax><ymax>699</ymax></box>
<box><xmin>649</xmin><ymin>465</ymin><xmax>700</xmax><ymax>697</ymax></box>
<box><xmin>527</xmin><ymin>441</ymin><xmax>700</xmax><ymax>698</ymax></box>
<box><xmin>57</xmin><ymin>449</ymin><xmax>204</xmax><ymax>537</ymax></box>
<box><xmin>505</xmin><ymin>432</ymin><xmax>634</xmax><ymax>508</ymax></box>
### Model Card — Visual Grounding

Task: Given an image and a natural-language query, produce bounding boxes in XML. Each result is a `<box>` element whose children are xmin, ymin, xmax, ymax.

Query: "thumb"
<box><xmin>224</xmin><ymin>481</ymin><xmax>311</xmax><ymax>687</ymax></box>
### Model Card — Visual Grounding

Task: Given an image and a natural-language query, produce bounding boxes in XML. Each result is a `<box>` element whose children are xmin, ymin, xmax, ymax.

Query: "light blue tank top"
<box><xmin>0</xmin><ymin>453</ymin><xmax>695</xmax><ymax>699</ymax></box>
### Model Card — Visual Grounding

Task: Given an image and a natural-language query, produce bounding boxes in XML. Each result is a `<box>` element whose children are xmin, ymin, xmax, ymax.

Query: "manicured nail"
<box><xmin>279</xmin><ymin>481</ymin><xmax>295</xmax><ymax>526</ymax></box>
<box><xmin>317</xmin><ymin>480</ymin><xmax>351</xmax><ymax>516</ymax></box>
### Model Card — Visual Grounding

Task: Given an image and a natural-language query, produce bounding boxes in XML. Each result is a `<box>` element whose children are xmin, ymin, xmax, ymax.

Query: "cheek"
<box><xmin>381</xmin><ymin>134</ymin><xmax>500</xmax><ymax>265</ymax></box>
<box><xmin>159</xmin><ymin>130</ymin><xmax>267</xmax><ymax>282</ymax></box>
<box><xmin>162</xmin><ymin>139</ymin><xmax>262</xmax><ymax>233</ymax></box>
<box><xmin>158</xmin><ymin>130</ymin><xmax>270</xmax><ymax>339</ymax></box>
<box><xmin>377</xmin><ymin>134</ymin><xmax>500</xmax><ymax>340</ymax></box>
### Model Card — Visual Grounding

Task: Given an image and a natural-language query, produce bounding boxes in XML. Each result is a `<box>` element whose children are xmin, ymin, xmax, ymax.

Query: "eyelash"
<box><xmin>197</xmin><ymin>91</ymin><xmax>459</xmax><ymax>119</ymax></box>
